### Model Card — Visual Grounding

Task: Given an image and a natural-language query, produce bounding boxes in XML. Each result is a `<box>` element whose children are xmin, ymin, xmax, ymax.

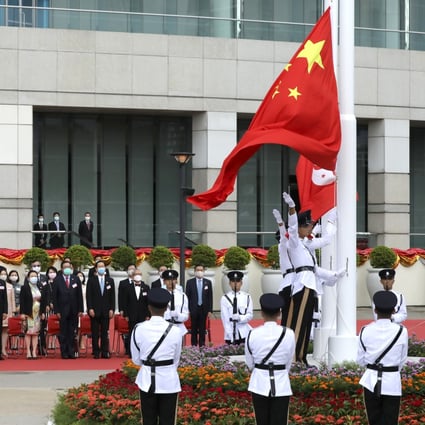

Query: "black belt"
<box><xmin>295</xmin><ymin>266</ymin><xmax>315</xmax><ymax>273</ymax></box>
<box><xmin>142</xmin><ymin>359</ymin><xmax>174</xmax><ymax>393</ymax></box>
<box><xmin>167</xmin><ymin>319</ymin><xmax>182</xmax><ymax>324</ymax></box>
<box><xmin>254</xmin><ymin>363</ymin><xmax>286</xmax><ymax>371</ymax></box>
<box><xmin>254</xmin><ymin>363</ymin><xmax>286</xmax><ymax>397</ymax></box>
<box><xmin>367</xmin><ymin>364</ymin><xmax>398</xmax><ymax>397</ymax></box>
<box><xmin>283</xmin><ymin>268</ymin><xmax>294</xmax><ymax>278</ymax></box>
<box><xmin>366</xmin><ymin>364</ymin><xmax>398</xmax><ymax>372</ymax></box>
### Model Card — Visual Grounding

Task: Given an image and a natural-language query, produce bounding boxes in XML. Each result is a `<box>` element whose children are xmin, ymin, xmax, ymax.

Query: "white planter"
<box><xmin>366</xmin><ymin>268</ymin><xmax>383</xmax><ymax>301</ymax></box>
<box><xmin>221</xmin><ymin>270</ymin><xmax>249</xmax><ymax>294</ymax></box>
<box><xmin>261</xmin><ymin>269</ymin><xmax>283</xmax><ymax>294</ymax></box>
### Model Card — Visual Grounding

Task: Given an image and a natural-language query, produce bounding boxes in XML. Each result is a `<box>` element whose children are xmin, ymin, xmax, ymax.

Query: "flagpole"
<box><xmin>312</xmin><ymin>0</ymin><xmax>339</xmax><ymax>364</ymax></box>
<box><xmin>327</xmin><ymin>0</ymin><xmax>358</xmax><ymax>365</ymax></box>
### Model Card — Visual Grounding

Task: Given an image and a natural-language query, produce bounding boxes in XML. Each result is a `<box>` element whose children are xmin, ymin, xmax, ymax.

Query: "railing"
<box><xmin>1</xmin><ymin>5</ymin><xmax>425</xmax><ymax>51</ymax></box>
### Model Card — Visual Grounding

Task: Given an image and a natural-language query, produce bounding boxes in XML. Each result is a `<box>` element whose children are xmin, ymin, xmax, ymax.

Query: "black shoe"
<box><xmin>68</xmin><ymin>354</ymin><xmax>76</xmax><ymax>359</ymax></box>
<box><xmin>61</xmin><ymin>355</ymin><xmax>69</xmax><ymax>359</ymax></box>
<box><xmin>101</xmin><ymin>352</ymin><xmax>110</xmax><ymax>359</ymax></box>
<box><xmin>93</xmin><ymin>353</ymin><xmax>100</xmax><ymax>359</ymax></box>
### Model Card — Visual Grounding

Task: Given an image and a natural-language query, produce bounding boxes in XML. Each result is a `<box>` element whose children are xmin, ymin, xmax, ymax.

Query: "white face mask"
<box><xmin>195</xmin><ymin>270</ymin><xmax>204</xmax><ymax>279</ymax></box>
<box><xmin>29</xmin><ymin>276</ymin><xmax>38</xmax><ymax>284</ymax></box>
<box><xmin>10</xmin><ymin>276</ymin><xmax>18</xmax><ymax>282</ymax></box>
<box><xmin>0</xmin><ymin>274</ymin><xmax>7</xmax><ymax>280</ymax></box>
<box><xmin>85</xmin><ymin>216</ymin><xmax>91</xmax><ymax>221</ymax></box>
<box><xmin>133</xmin><ymin>275</ymin><xmax>142</xmax><ymax>282</ymax></box>
<box><xmin>32</xmin><ymin>266</ymin><xmax>41</xmax><ymax>273</ymax></box>
<box><xmin>54</xmin><ymin>216</ymin><xmax>60</xmax><ymax>221</ymax></box>
<box><xmin>39</xmin><ymin>218</ymin><xmax>44</xmax><ymax>223</ymax></box>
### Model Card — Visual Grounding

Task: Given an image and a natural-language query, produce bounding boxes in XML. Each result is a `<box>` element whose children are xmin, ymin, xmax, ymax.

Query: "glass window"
<box><xmin>356</xmin><ymin>124</ymin><xmax>368</xmax><ymax>248</ymax></box>
<box><xmin>33</xmin><ymin>112</ymin><xmax>192</xmax><ymax>249</ymax></box>
<box><xmin>410</xmin><ymin>127</ymin><xmax>425</xmax><ymax>247</ymax></box>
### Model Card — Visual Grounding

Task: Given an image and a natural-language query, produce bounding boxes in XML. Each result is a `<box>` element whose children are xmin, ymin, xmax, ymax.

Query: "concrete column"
<box><xmin>0</xmin><ymin>104</ymin><xmax>33</xmax><ymax>249</ymax></box>
<box><xmin>368</xmin><ymin>119</ymin><xmax>410</xmax><ymax>248</ymax></box>
<box><xmin>191</xmin><ymin>111</ymin><xmax>237</xmax><ymax>249</ymax></box>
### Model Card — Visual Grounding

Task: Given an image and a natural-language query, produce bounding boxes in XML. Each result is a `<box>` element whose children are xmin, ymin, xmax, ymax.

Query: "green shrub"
<box><xmin>191</xmin><ymin>244</ymin><xmax>217</xmax><ymax>268</ymax></box>
<box><xmin>22</xmin><ymin>247</ymin><xmax>51</xmax><ymax>271</ymax></box>
<box><xmin>223</xmin><ymin>246</ymin><xmax>251</xmax><ymax>270</ymax></box>
<box><xmin>64</xmin><ymin>244</ymin><xmax>93</xmax><ymax>270</ymax></box>
<box><xmin>266</xmin><ymin>244</ymin><xmax>279</xmax><ymax>269</ymax></box>
<box><xmin>111</xmin><ymin>245</ymin><xmax>137</xmax><ymax>271</ymax></box>
<box><xmin>369</xmin><ymin>245</ymin><xmax>397</xmax><ymax>268</ymax></box>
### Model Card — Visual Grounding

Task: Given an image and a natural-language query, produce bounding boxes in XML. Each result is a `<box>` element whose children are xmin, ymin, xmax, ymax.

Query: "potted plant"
<box><xmin>146</xmin><ymin>245</ymin><xmax>175</xmax><ymax>284</ymax></box>
<box><xmin>111</xmin><ymin>245</ymin><xmax>137</xmax><ymax>271</ymax></box>
<box><xmin>221</xmin><ymin>246</ymin><xmax>251</xmax><ymax>293</ymax></box>
<box><xmin>191</xmin><ymin>244</ymin><xmax>217</xmax><ymax>268</ymax></box>
<box><xmin>64</xmin><ymin>244</ymin><xmax>93</xmax><ymax>271</ymax></box>
<box><xmin>261</xmin><ymin>244</ymin><xmax>282</xmax><ymax>294</ymax></box>
<box><xmin>22</xmin><ymin>247</ymin><xmax>51</xmax><ymax>271</ymax></box>
<box><xmin>366</xmin><ymin>245</ymin><xmax>397</xmax><ymax>300</ymax></box>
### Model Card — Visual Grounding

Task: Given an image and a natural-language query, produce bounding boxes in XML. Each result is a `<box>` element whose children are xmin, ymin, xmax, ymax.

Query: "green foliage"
<box><xmin>191</xmin><ymin>244</ymin><xmax>217</xmax><ymax>268</ymax></box>
<box><xmin>22</xmin><ymin>247</ymin><xmax>51</xmax><ymax>271</ymax></box>
<box><xmin>266</xmin><ymin>244</ymin><xmax>279</xmax><ymax>269</ymax></box>
<box><xmin>147</xmin><ymin>245</ymin><xmax>175</xmax><ymax>269</ymax></box>
<box><xmin>369</xmin><ymin>245</ymin><xmax>397</xmax><ymax>268</ymax></box>
<box><xmin>64</xmin><ymin>245</ymin><xmax>93</xmax><ymax>270</ymax></box>
<box><xmin>111</xmin><ymin>245</ymin><xmax>137</xmax><ymax>271</ymax></box>
<box><xmin>223</xmin><ymin>246</ymin><xmax>251</xmax><ymax>270</ymax></box>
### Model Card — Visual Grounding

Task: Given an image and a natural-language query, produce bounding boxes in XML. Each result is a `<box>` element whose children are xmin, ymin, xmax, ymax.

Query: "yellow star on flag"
<box><xmin>296</xmin><ymin>39</ymin><xmax>325</xmax><ymax>73</ymax></box>
<box><xmin>288</xmin><ymin>87</ymin><xmax>301</xmax><ymax>100</ymax></box>
<box><xmin>284</xmin><ymin>63</ymin><xmax>292</xmax><ymax>72</ymax></box>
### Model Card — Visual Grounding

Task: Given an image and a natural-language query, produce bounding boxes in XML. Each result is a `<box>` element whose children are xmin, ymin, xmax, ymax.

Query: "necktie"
<box><xmin>197</xmin><ymin>279</ymin><xmax>203</xmax><ymax>306</ymax></box>
<box><xmin>100</xmin><ymin>277</ymin><xmax>104</xmax><ymax>295</ymax></box>
<box><xmin>65</xmin><ymin>276</ymin><xmax>69</xmax><ymax>288</ymax></box>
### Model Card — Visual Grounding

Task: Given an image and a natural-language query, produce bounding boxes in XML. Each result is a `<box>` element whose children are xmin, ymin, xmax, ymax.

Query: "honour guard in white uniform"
<box><xmin>357</xmin><ymin>290</ymin><xmax>408</xmax><ymax>425</ymax></box>
<box><xmin>131</xmin><ymin>287</ymin><xmax>183</xmax><ymax>425</ymax></box>
<box><xmin>220</xmin><ymin>271</ymin><xmax>253</xmax><ymax>344</ymax></box>
<box><xmin>372</xmin><ymin>269</ymin><xmax>407</xmax><ymax>323</ymax></box>
<box><xmin>245</xmin><ymin>293</ymin><xmax>295</xmax><ymax>425</ymax></box>
<box><xmin>162</xmin><ymin>270</ymin><xmax>189</xmax><ymax>336</ymax></box>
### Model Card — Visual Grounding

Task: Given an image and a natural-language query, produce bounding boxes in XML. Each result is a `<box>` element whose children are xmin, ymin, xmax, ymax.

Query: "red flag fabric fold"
<box><xmin>188</xmin><ymin>7</ymin><xmax>341</xmax><ymax>211</ymax></box>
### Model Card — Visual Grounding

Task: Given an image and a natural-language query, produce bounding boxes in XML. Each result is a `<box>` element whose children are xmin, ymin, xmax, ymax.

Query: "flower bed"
<box><xmin>52</xmin><ymin>346</ymin><xmax>425</xmax><ymax>425</ymax></box>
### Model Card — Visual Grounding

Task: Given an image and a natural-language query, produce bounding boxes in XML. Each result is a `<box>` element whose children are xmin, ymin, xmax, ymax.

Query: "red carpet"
<box><xmin>1</xmin><ymin>318</ymin><xmax>423</xmax><ymax>372</ymax></box>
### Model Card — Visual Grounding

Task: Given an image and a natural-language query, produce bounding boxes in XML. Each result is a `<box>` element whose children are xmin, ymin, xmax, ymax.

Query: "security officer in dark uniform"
<box><xmin>245</xmin><ymin>293</ymin><xmax>295</xmax><ymax>425</ymax></box>
<box><xmin>130</xmin><ymin>288</ymin><xmax>183</xmax><ymax>425</ymax></box>
<box><xmin>357</xmin><ymin>290</ymin><xmax>408</xmax><ymax>425</ymax></box>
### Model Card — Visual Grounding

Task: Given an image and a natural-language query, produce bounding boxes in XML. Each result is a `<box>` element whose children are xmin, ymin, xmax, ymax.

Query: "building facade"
<box><xmin>1</xmin><ymin>1</ymin><xmax>425</xmax><ymax>250</ymax></box>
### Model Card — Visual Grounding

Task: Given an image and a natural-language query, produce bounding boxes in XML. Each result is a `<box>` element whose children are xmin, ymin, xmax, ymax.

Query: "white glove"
<box><xmin>327</xmin><ymin>208</ymin><xmax>337</xmax><ymax>224</ymax></box>
<box><xmin>170</xmin><ymin>310</ymin><xmax>179</xmax><ymax>319</ymax></box>
<box><xmin>335</xmin><ymin>268</ymin><xmax>346</xmax><ymax>279</ymax></box>
<box><xmin>231</xmin><ymin>313</ymin><xmax>240</xmax><ymax>322</ymax></box>
<box><xmin>282</xmin><ymin>192</ymin><xmax>295</xmax><ymax>208</ymax></box>
<box><xmin>312</xmin><ymin>223</ymin><xmax>322</xmax><ymax>236</ymax></box>
<box><xmin>272</xmin><ymin>209</ymin><xmax>283</xmax><ymax>224</ymax></box>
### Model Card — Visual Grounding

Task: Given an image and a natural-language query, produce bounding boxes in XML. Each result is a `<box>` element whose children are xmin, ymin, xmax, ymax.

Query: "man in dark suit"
<box><xmin>52</xmin><ymin>260</ymin><xmax>83</xmax><ymax>359</ymax></box>
<box><xmin>151</xmin><ymin>265</ymin><xmax>168</xmax><ymax>288</ymax></box>
<box><xmin>48</xmin><ymin>212</ymin><xmax>66</xmax><ymax>249</ymax></box>
<box><xmin>33</xmin><ymin>214</ymin><xmax>48</xmax><ymax>248</ymax></box>
<box><xmin>86</xmin><ymin>260</ymin><xmax>115</xmax><ymax>358</ymax></box>
<box><xmin>78</xmin><ymin>211</ymin><xmax>94</xmax><ymax>248</ymax></box>
<box><xmin>122</xmin><ymin>269</ymin><xmax>150</xmax><ymax>355</ymax></box>
<box><xmin>88</xmin><ymin>255</ymin><xmax>110</xmax><ymax>279</ymax></box>
<box><xmin>185</xmin><ymin>264</ymin><xmax>213</xmax><ymax>347</ymax></box>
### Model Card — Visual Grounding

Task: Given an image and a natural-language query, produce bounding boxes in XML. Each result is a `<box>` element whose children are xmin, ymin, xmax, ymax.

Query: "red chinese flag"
<box><xmin>188</xmin><ymin>7</ymin><xmax>341</xmax><ymax>211</ymax></box>
<box><xmin>296</xmin><ymin>155</ymin><xmax>336</xmax><ymax>221</ymax></box>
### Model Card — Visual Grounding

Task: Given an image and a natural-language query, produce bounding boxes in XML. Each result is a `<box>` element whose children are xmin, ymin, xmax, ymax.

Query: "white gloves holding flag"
<box><xmin>231</xmin><ymin>313</ymin><xmax>240</xmax><ymax>322</ymax></box>
<box><xmin>312</xmin><ymin>223</ymin><xmax>322</xmax><ymax>236</ymax></box>
<box><xmin>170</xmin><ymin>310</ymin><xmax>179</xmax><ymax>319</ymax></box>
<box><xmin>273</xmin><ymin>209</ymin><xmax>283</xmax><ymax>225</ymax></box>
<box><xmin>282</xmin><ymin>192</ymin><xmax>295</xmax><ymax>208</ymax></box>
<box><xmin>336</xmin><ymin>268</ymin><xmax>346</xmax><ymax>279</ymax></box>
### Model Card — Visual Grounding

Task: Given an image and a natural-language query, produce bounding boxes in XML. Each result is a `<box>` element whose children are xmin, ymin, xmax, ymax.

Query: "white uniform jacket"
<box><xmin>372</xmin><ymin>290</ymin><xmax>407</xmax><ymax>323</ymax></box>
<box><xmin>131</xmin><ymin>315</ymin><xmax>182</xmax><ymax>393</ymax></box>
<box><xmin>163</xmin><ymin>290</ymin><xmax>189</xmax><ymax>336</ymax></box>
<box><xmin>220</xmin><ymin>290</ymin><xmax>253</xmax><ymax>342</ymax></box>
<box><xmin>287</xmin><ymin>212</ymin><xmax>335</xmax><ymax>295</ymax></box>
<box><xmin>277</xmin><ymin>227</ymin><xmax>295</xmax><ymax>292</ymax></box>
<box><xmin>245</xmin><ymin>321</ymin><xmax>295</xmax><ymax>396</ymax></box>
<box><xmin>357</xmin><ymin>319</ymin><xmax>408</xmax><ymax>396</ymax></box>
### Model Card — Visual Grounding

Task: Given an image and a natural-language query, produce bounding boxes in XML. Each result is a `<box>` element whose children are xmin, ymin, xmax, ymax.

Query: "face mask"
<box><xmin>195</xmin><ymin>271</ymin><xmax>204</xmax><ymax>279</ymax></box>
<box><xmin>63</xmin><ymin>268</ymin><xmax>72</xmax><ymax>276</ymax></box>
<box><xmin>0</xmin><ymin>274</ymin><xmax>7</xmax><ymax>280</ymax></box>
<box><xmin>97</xmin><ymin>267</ymin><xmax>105</xmax><ymax>275</ymax></box>
<box><xmin>133</xmin><ymin>275</ymin><xmax>142</xmax><ymax>282</ymax></box>
<box><xmin>32</xmin><ymin>266</ymin><xmax>41</xmax><ymax>273</ymax></box>
<box><xmin>48</xmin><ymin>272</ymin><xmax>57</xmax><ymax>280</ymax></box>
<box><xmin>10</xmin><ymin>276</ymin><xmax>18</xmax><ymax>282</ymax></box>
<box><xmin>85</xmin><ymin>216</ymin><xmax>91</xmax><ymax>221</ymax></box>
<box><xmin>54</xmin><ymin>216</ymin><xmax>60</xmax><ymax>221</ymax></box>
<box><xmin>39</xmin><ymin>218</ymin><xmax>44</xmax><ymax>223</ymax></box>
<box><xmin>29</xmin><ymin>276</ymin><xmax>38</xmax><ymax>284</ymax></box>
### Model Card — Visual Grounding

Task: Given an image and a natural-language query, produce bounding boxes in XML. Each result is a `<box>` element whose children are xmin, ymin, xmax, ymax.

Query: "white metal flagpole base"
<box><xmin>327</xmin><ymin>335</ymin><xmax>358</xmax><ymax>367</ymax></box>
<box><xmin>313</xmin><ymin>327</ymin><xmax>336</xmax><ymax>364</ymax></box>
